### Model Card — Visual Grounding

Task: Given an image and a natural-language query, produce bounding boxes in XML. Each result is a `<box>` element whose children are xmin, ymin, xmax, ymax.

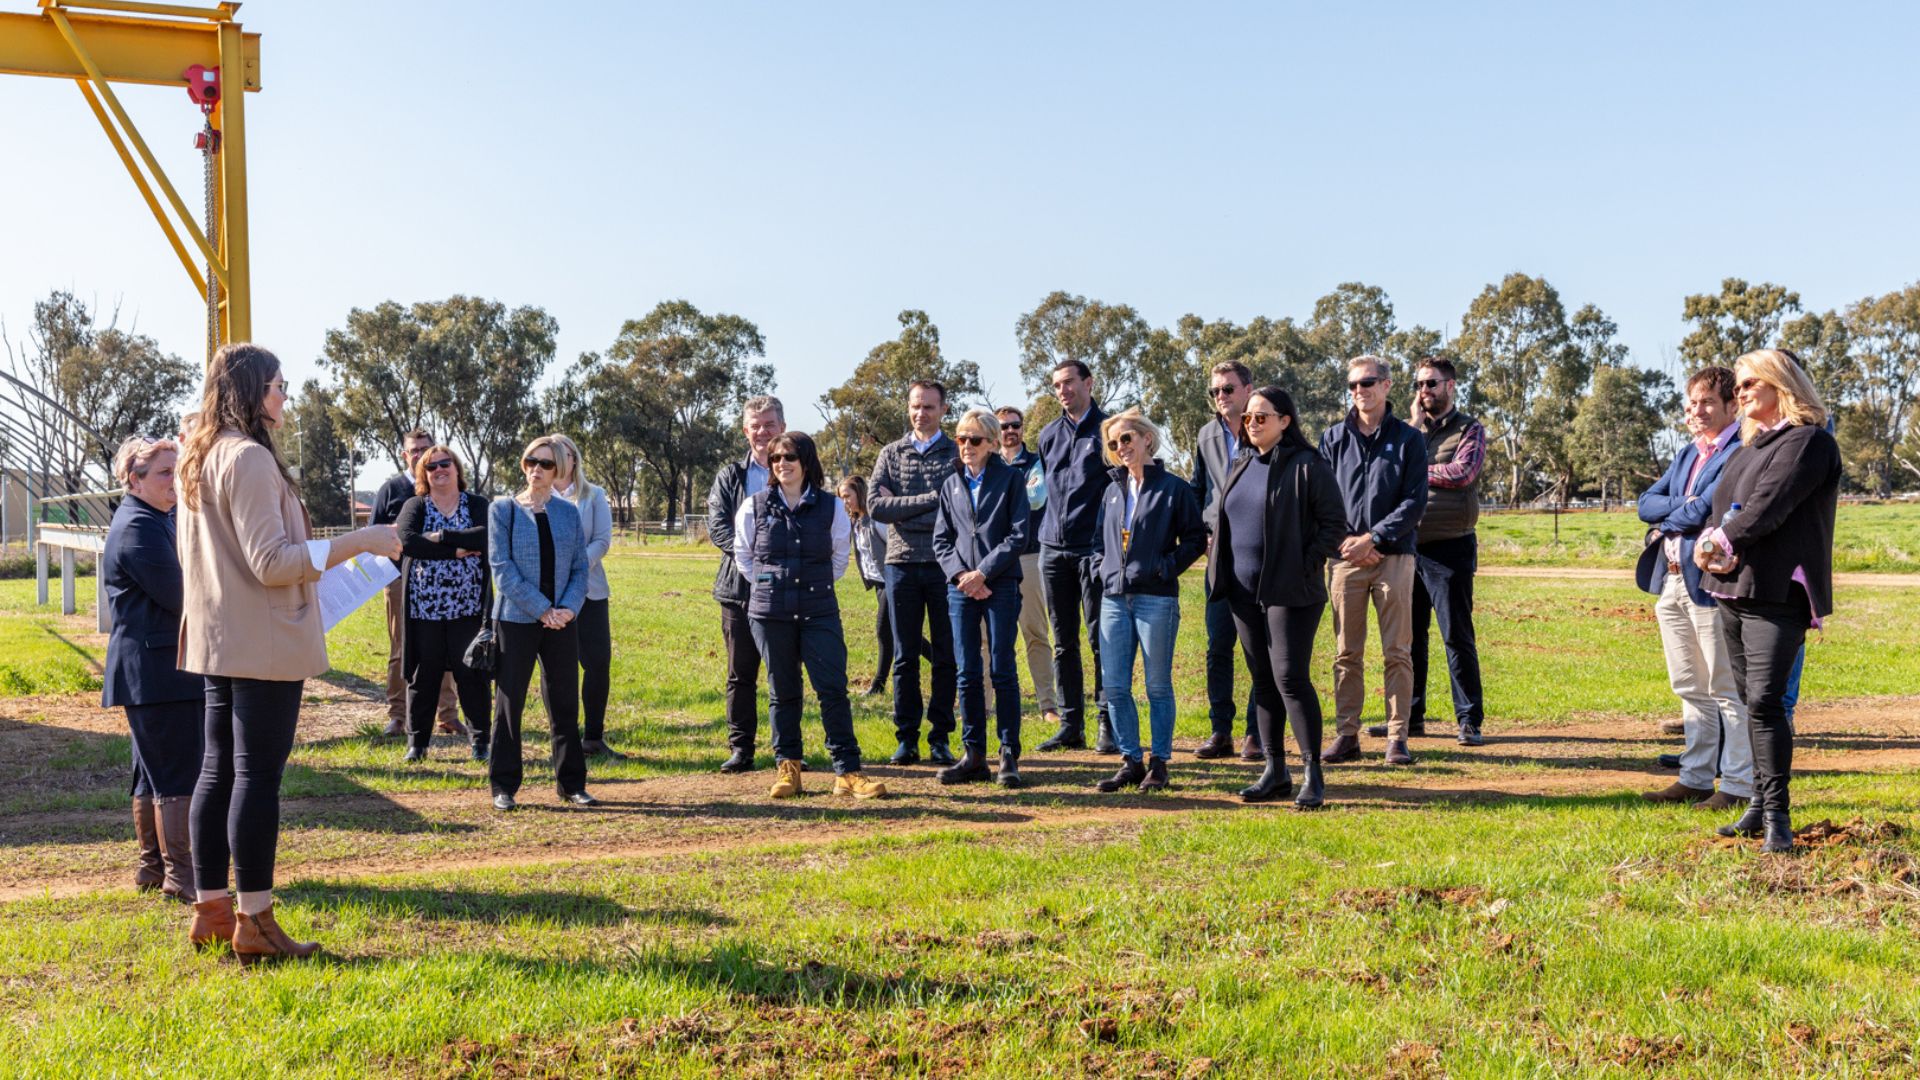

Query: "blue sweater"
<box><xmin>1317</xmin><ymin>409</ymin><xmax>1428</xmax><ymax>556</ymax></box>
<box><xmin>1037</xmin><ymin>404</ymin><xmax>1110</xmax><ymax>552</ymax></box>
<box><xmin>489</xmin><ymin>495</ymin><xmax>588</xmax><ymax>623</ymax></box>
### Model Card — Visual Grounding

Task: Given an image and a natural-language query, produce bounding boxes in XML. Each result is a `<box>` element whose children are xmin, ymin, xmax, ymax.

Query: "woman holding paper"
<box><xmin>487</xmin><ymin>435</ymin><xmax>597</xmax><ymax>812</ymax></box>
<box><xmin>176</xmin><ymin>343</ymin><xmax>402</xmax><ymax>962</ymax></box>
<box><xmin>394</xmin><ymin>445</ymin><xmax>493</xmax><ymax>763</ymax></box>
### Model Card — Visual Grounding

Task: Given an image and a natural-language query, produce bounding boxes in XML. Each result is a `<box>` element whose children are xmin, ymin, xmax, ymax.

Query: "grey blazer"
<box><xmin>488</xmin><ymin>495</ymin><xmax>589</xmax><ymax>624</ymax></box>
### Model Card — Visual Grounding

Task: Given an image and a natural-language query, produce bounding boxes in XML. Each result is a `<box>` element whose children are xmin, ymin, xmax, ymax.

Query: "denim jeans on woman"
<box><xmin>1098</xmin><ymin>593</ymin><xmax>1180</xmax><ymax>760</ymax></box>
<box><xmin>949</xmin><ymin>584</ymin><xmax>1023</xmax><ymax>756</ymax></box>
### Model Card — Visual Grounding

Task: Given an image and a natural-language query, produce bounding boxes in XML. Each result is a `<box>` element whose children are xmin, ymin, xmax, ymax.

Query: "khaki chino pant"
<box><xmin>1330</xmin><ymin>554</ymin><xmax>1416</xmax><ymax>740</ymax></box>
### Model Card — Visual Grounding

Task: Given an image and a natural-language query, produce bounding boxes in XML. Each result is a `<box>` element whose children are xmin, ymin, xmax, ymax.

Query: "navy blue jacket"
<box><xmin>101</xmin><ymin>496</ymin><xmax>203</xmax><ymax>707</ymax></box>
<box><xmin>1317</xmin><ymin>409</ymin><xmax>1428</xmax><ymax>556</ymax></box>
<box><xmin>488</xmin><ymin>496</ymin><xmax>589</xmax><ymax>624</ymax></box>
<box><xmin>1037</xmin><ymin>404</ymin><xmax>1110</xmax><ymax>552</ymax></box>
<box><xmin>1097</xmin><ymin>461</ymin><xmax>1206</xmax><ymax>597</ymax></box>
<box><xmin>747</xmin><ymin>486</ymin><xmax>841</xmax><ymax>621</ymax></box>
<box><xmin>1635</xmin><ymin>430</ymin><xmax>1741</xmax><ymax>606</ymax></box>
<box><xmin>1002</xmin><ymin>446</ymin><xmax>1044</xmax><ymax>555</ymax></box>
<box><xmin>932</xmin><ymin>455</ymin><xmax>1031</xmax><ymax>586</ymax></box>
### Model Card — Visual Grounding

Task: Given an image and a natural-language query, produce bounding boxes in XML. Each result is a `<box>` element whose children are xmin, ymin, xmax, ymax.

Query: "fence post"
<box><xmin>95</xmin><ymin>562</ymin><xmax>108</xmax><ymax>633</ymax></box>
<box><xmin>35</xmin><ymin>539</ymin><xmax>48</xmax><ymax>606</ymax></box>
<box><xmin>60</xmin><ymin>546</ymin><xmax>76</xmax><ymax>615</ymax></box>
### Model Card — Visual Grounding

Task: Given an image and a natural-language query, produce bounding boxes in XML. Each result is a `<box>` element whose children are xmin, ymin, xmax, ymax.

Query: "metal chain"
<box><xmin>201</xmin><ymin>122</ymin><xmax>220</xmax><ymax>361</ymax></box>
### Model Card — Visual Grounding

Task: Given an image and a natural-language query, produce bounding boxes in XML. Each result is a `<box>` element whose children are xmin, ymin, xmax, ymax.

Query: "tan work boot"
<box><xmin>233</xmin><ymin>904</ymin><xmax>321</xmax><ymax>964</ymax></box>
<box><xmin>768</xmin><ymin>759</ymin><xmax>804</xmax><ymax>799</ymax></box>
<box><xmin>189</xmin><ymin>895</ymin><xmax>236</xmax><ymax>949</ymax></box>
<box><xmin>832</xmin><ymin>772</ymin><xmax>888</xmax><ymax>800</ymax></box>
<box><xmin>132</xmin><ymin>796</ymin><xmax>164</xmax><ymax>892</ymax></box>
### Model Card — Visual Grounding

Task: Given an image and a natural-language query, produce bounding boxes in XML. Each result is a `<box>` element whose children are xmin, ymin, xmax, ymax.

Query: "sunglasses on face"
<box><xmin>1738</xmin><ymin>377</ymin><xmax>1766</xmax><ymax>392</ymax></box>
<box><xmin>523</xmin><ymin>457</ymin><xmax>556</xmax><ymax>471</ymax></box>
<box><xmin>955</xmin><ymin>434</ymin><xmax>989</xmax><ymax>447</ymax></box>
<box><xmin>1106</xmin><ymin>432</ymin><xmax>1137</xmax><ymax>452</ymax></box>
<box><xmin>768</xmin><ymin>452</ymin><xmax>800</xmax><ymax>465</ymax></box>
<box><xmin>1244</xmin><ymin>411</ymin><xmax>1278</xmax><ymax>426</ymax></box>
<box><xmin>425</xmin><ymin>459</ymin><xmax>456</xmax><ymax>473</ymax></box>
<box><xmin>1207</xmin><ymin>385</ymin><xmax>1240</xmax><ymax>398</ymax></box>
<box><xmin>1348</xmin><ymin>377</ymin><xmax>1384</xmax><ymax>391</ymax></box>
<box><xmin>1413</xmin><ymin>378</ymin><xmax>1449</xmax><ymax>390</ymax></box>
<box><xmin>1000</xmin><ymin>421</ymin><xmax>1022</xmax><ymax>431</ymax></box>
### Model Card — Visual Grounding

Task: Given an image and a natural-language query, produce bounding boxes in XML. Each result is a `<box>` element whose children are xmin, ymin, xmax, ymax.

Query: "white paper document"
<box><xmin>318</xmin><ymin>554</ymin><xmax>400</xmax><ymax>633</ymax></box>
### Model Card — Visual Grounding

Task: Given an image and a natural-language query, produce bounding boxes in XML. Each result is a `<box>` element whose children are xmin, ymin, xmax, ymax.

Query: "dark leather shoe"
<box><xmin>472</xmin><ymin>743</ymin><xmax>489</xmax><ymax>763</ymax></box>
<box><xmin>1193</xmin><ymin>733</ymin><xmax>1235</xmax><ymax>760</ymax></box>
<box><xmin>889</xmin><ymin>741</ymin><xmax>922</xmax><ymax>767</ymax></box>
<box><xmin>1716</xmin><ymin>798</ymin><xmax>1764</xmax><ymax>838</ymax></box>
<box><xmin>1695</xmin><ymin>790</ymin><xmax>1748</xmax><ymax>812</ymax></box>
<box><xmin>1094</xmin><ymin>719</ymin><xmax>1119</xmax><ymax>755</ymax></box>
<box><xmin>1137</xmin><ymin>755</ymin><xmax>1170</xmax><ymax>792</ymax></box>
<box><xmin>1239</xmin><ymin>760</ymin><xmax>1294</xmax><ymax>803</ymax></box>
<box><xmin>1323</xmin><ymin>735</ymin><xmax>1362</xmax><ymax>764</ymax></box>
<box><xmin>1096</xmin><ymin>757</ymin><xmax>1146</xmax><ymax>792</ymax></box>
<box><xmin>583</xmin><ymin>739</ymin><xmax>627</xmax><ymax>761</ymax></box>
<box><xmin>1656</xmin><ymin>753</ymin><xmax>1682</xmax><ymax>770</ymax></box>
<box><xmin>564</xmin><ymin>791</ymin><xmax>599</xmax><ymax>807</ymax></box>
<box><xmin>492</xmin><ymin>793</ymin><xmax>516</xmax><ymax>812</ymax></box>
<box><xmin>402</xmin><ymin>746</ymin><xmax>427</xmax><ymax>763</ymax></box>
<box><xmin>927</xmin><ymin>742</ymin><xmax>958</xmax><ymax>768</ymax></box>
<box><xmin>863</xmin><ymin>680</ymin><xmax>888</xmax><ymax>697</ymax></box>
<box><xmin>1643</xmin><ymin>781</ymin><xmax>1714</xmax><ymax>804</ymax></box>
<box><xmin>1238</xmin><ymin>735</ymin><xmax>1263</xmax><ymax>762</ymax></box>
<box><xmin>719</xmin><ymin>749</ymin><xmax>756</xmax><ymax>774</ymax></box>
<box><xmin>1037</xmin><ymin>724</ymin><xmax>1085</xmax><ymax>752</ymax></box>
<box><xmin>1295</xmin><ymin>755</ymin><xmax>1326</xmax><ymax>810</ymax></box>
<box><xmin>1457</xmin><ymin>726</ymin><xmax>1484</xmax><ymax>747</ymax></box>
<box><xmin>1760</xmin><ymin>810</ymin><xmax>1794</xmax><ymax>854</ymax></box>
<box><xmin>1385</xmin><ymin>740</ymin><xmax>1415</xmax><ymax>766</ymax></box>
<box><xmin>996</xmin><ymin>753</ymin><xmax>1022</xmax><ymax>789</ymax></box>
<box><xmin>1369</xmin><ymin>721</ymin><xmax>1426</xmax><ymax>738</ymax></box>
<box><xmin>937</xmin><ymin>748</ymin><xmax>992</xmax><ymax>785</ymax></box>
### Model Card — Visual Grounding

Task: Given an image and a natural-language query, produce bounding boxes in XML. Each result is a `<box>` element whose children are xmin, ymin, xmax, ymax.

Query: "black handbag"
<box><xmin>463</xmin><ymin>497</ymin><xmax>507</xmax><ymax>673</ymax></box>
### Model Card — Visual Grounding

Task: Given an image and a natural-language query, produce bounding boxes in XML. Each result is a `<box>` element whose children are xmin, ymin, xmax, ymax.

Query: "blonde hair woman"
<box><xmin>547</xmin><ymin>434</ymin><xmax>622</xmax><ymax>759</ymax></box>
<box><xmin>1695</xmin><ymin>348</ymin><xmax>1841</xmax><ymax>853</ymax></box>
<box><xmin>176</xmin><ymin>343</ymin><xmax>401</xmax><ymax>961</ymax></box>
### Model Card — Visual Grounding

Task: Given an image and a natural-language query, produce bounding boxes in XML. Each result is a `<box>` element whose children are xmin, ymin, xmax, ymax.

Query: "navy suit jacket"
<box><xmin>101</xmin><ymin>496</ymin><xmax>204</xmax><ymax>707</ymax></box>
<box><xmin>932</xmin><ymin>455</ymin><xmax>1030</xmax><ymax>585</ymax></box>
<box><xmin>1635</xmin><ymin>429</ymin><xmax>1741</xmax><ymax>605</ymax></box>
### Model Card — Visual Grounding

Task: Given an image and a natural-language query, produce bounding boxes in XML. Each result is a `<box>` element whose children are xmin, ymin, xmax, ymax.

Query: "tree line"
<box><xmin>6</xmin><ymin>272</ymin><xmax>1917</xmax><ymax>527</ymax></box>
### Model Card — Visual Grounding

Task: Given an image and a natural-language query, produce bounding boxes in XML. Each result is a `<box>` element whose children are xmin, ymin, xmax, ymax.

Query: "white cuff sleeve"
<box><xmin>307</xmin><ymin>539</ymin><xmax>330</xmax><ymax>572</ymax></box>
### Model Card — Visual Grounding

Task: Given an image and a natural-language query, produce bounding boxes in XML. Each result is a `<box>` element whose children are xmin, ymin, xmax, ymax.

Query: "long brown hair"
<box><xmin>178</xmin><ymin>343</ymin><xmax>293</xmax><ymax>510</ymax></box>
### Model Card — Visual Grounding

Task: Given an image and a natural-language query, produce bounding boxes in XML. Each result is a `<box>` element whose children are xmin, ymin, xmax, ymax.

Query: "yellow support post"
<box><xmin>215</xmin><ymin>17</ymin><xmax>248</xmax><ymax>344</ymax></box>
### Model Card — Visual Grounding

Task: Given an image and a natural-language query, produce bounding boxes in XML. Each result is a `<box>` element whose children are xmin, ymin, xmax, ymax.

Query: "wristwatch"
<box><xmin>1368</xmin><ymin>530</ymin><xmax>1383</xmax><ymax>547</ymax></box>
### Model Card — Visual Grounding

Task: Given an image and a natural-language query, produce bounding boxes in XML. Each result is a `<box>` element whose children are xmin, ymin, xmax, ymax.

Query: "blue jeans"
<box><xmin>949</xmin><ymin>583</ymin><xmax>1023</xmax><ymax>756</ymax></box>
<box><xmin>884</xmin><ymin>562</ymin><xmax>957</xmax><ymax>745</ymax></box>
<box><xmin>1782</xmin><ymin>642</ymin><xmax>1806</xmax><ymax>724</ymax></box>
<box><xmin>1098</xmin><ymin>592</ymin><xmax>1180</xmax><ymax>760</ymax></box>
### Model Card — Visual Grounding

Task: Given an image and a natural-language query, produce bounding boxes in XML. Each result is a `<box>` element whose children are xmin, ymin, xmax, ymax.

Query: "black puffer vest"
<box><xmin>747</xmin><ymin>487</ymin><xmax>839</xmax><ymax>622</ymax></box>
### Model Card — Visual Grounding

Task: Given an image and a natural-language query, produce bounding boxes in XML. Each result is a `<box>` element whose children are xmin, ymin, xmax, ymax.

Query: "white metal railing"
<box><xmin>32</xmin><ymin>489</ymin><xmax>122</xmax><ymax>632</ymax></box>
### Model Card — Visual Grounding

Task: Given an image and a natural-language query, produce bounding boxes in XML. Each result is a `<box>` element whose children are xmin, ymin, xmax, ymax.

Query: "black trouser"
<box><xmin>1719</xmin><ymin>593</ymin><xmax>1810</xmax><ymax>815</ymax></box>
<box><xmin>1039</xmin><ymin>544</ymin><xmax>1106</xmax><ymax>733</ymax></box>
<box><xmin>719</xmin><ymin>602</ymin><xmax>763</xmax><ymax>753</ymax></box>
<box><xmin>127</xmin><ymin>698</ymin><xmax>204</xmax><ymax>798</ymax></box>
<box><xmin>1203</xmin><ymin>593</ymin><xmax>1259</xmax><ymax>742</ymax></box>
<box><xmin>750</xmin><ymin>612</ymin><xmax>863</xmax><ymax>774</ymax></box>
<box><xmin>885</xmin><ymin>562</ymin><xmax>957</xmax><ymax>746</ymax></box>
<box><xmin>1411</xmin><ymin>532</ymin><xmax>1485</xmax><ymax>731</ymax></box>
<box><xmin>577</xmin><ymin>597</ymin><xmax>612</xmax><ymax>742</ymax></box>
<box><xmin>1226</xmin><ymin>589</ymin><xmax>1326</xmax><ymax>763</ymax></box>
<box><xmin>491</xmin><ymin>620</ymin><xmax>587</xmax><ymax>798</ymax></box>
<box><xmin>404</xmin><ymin>615</ymin><xmax>493</xmax><ymax>750</ymax></box>
<box><xmin>190</xmin><ymin>676</ymin><xmax>303</xmax><ymax>893</ymax></box>
<box><xmin>869</xmin><ymin>582</ymin><xmax>932</xmax><ymax>687</ymax></box>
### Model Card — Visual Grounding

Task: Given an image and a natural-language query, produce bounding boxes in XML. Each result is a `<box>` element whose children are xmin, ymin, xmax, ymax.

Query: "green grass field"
<box><xmin>1</xmin><ymin>529</ymin><xmax>1917</xmax><ymax>1076</ymax></box>
<box><xmin>1478</xmin><ymin>503</ymin><xmax>1920</xmax><ymax>573</ymax></box>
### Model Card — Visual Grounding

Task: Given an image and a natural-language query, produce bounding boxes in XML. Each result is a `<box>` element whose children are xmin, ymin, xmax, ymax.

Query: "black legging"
<box><xmin>577</xmin><ymin>597</ymin><xmax>612</xmax><ymax>742</ymax></box>
<box><xmin>1226</xmin><ymin>589</ymin><xmax>1326</xmax><ymax>764</ymax></box>
<box><xmin>1719</xmin><ymin>593</ymin><xmax>1809</xmax><ymax>815</ymax></box>
<box><xmin>190</xmin><ymin>676</ymin><xmax>304</xmax><ymax>893</ymax></box>
<box><xmin>492</xmin><ymin>619</ymin><xmax>586</xmax><ymax>798</ymax></box>
<box><xmin>405</xmin><ymin>615</ymin><xmax>493</xmax><ymax>749</ymax></box>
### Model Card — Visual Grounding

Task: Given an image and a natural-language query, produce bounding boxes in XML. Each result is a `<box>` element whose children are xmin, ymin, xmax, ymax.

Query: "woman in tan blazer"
<box><xmin>177</xmin><ymin>343</ymin><xmax>401</xmax><ymax>963</ymax></box>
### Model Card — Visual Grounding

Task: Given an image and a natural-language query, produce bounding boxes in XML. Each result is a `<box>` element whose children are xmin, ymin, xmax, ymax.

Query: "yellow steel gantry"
<box><xmin>0</xmin><ymin>0</ymin><xmax>261</xmax><ymax>359</ymax></box>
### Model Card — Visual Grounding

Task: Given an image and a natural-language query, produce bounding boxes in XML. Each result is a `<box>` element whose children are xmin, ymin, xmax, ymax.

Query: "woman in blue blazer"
<box><xmin>932</xmin><ymin>409</ymin><xmax>1032</xmax><ymax>787</ymax></box>
<box><xmin>101</xmin><ymin>435</ymin><xmax>205</xmax><ymax>902</ymax></box>
<box><xmin>487</xmin><ymin>435</ymin><xmax>595</xmax><ymax>811</ymax></box>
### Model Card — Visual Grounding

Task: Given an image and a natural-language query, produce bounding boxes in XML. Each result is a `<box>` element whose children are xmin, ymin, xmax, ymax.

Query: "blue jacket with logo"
<box><xmin>1317</xmin><ymin>408</ymin><xmax>1428</xmax><ymax>556</ymax></box>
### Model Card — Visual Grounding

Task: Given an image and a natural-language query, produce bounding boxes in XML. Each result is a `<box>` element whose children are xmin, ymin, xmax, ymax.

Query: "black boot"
<box><xmin>1037</xmin><ymin>722</ymin><xmax>1085</xmax><ymax>752</ymax></box>
<box><xmin>1716</xmin><ymin>797</ymin><xmax>1765</xmax><ymax>838</ymax></box>
<box><xmin>1096</xmin><ymin>757</ymin><xmax>1146</xmax><ymax>792</ymax></box>
<box><xmin>889</xmin><ymin>740</ymin><xmax>922</xmax><ymax>766</ymax></box>
<box><xmin>719</xmin><ymin>747</ymin><xmax>755</xmax><ymax>774</ymax></box>
<box><xmin>927</xmin><ymin>741</ymin><xmax>958</xmax><ymax>768</ymax></box>
<box><xmin>1288</xmin><ymin>708</ymin><xmax>1326</xmax><ymax>810</ymax></box>
<box><xmin>996</xmin><ymin>751</ymin><xmax>1022</xmax><ymax>789</ymax></box>
<box><xmin>937</xmin><ymin>747</ymin><xmax>992</xmax><ymax>785</ymax></box>
<box><xmin>1239</xmin><ymin>758</ymin><xmax>1293</xmax><ymax>803</ymax></box>
<box><xmin>1094</xmin><ymin>714</ymin><xmax>1119</xmax><ymax>755</ymax></box>
<box><xmin>1760</xmin><ymin>810</ymin><xmax>1795</xmax><ymax>854</ymax></box>
<box><xmin>1137</xmin><ymin>755</ymin><xmax>1170</xmax><ymax>793</ymax></box>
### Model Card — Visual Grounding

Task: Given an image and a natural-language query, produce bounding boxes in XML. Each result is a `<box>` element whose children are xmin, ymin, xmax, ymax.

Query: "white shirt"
<box><xmin>910</xmin><ymin>430</ymin><xmax>946</xmax><ymax>455</ymax></box>
<box><xmin>732</xmin><ymin>486</ymin><xmax>852</xmax><ymax>582</ymax></box>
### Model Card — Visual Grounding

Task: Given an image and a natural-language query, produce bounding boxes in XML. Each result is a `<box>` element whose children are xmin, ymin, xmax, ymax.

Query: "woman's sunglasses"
<box><xmin>425</xmin><ymin>459</ymin><xmax>456</xmax><ymax>473</ymax></box>
<box><xmin>1244</xmin><ymin>412</ymin><xmax>1279</xmax><ymax>426</ymax></box>
<box><xmin>1106</xmin><ymin>432</ymin><xmax>1137</xmax><ymax>452</ymax></box>
<box><xmin>768</xmin><ymin>452</ymin><xmax>800</xmax><ymax>465</ymax></box>
<box><xmin>1737</xmin><ymin>377</ymin><xmax>1767</xmax><ymax>393</ymax></box>
<box><xmin>955</xmin><ymin>434</ymin><xmax>989</xmax><ymax>447</ymax></box>
<box><xmin>523</xmin><ymin>456</ymin><xmax>556</xmax><ymax>471</ymax></box>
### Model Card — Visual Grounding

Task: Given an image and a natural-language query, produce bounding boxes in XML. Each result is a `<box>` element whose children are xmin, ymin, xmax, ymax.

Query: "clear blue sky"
<box><xmin>4</xmin><ymin>2</ymin><xmax>1917</xmax><ymax>486</ymax></box>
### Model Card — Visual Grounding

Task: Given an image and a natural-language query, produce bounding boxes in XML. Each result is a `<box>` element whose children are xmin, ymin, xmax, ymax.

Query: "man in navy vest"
<box><xmin>1636</xmin><ymin>366</ymin><xmax>1751</xmax><ymax>810</ymax></box>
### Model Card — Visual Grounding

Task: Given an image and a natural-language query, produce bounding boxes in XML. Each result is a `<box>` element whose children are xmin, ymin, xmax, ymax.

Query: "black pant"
<box><xmin>1203</xmin><ymin>593</ymin><xmax>1259</xmax><ymax>741</ymax></box>
<box><xmin>1039</xmin><ymin>545</ymin><xmax>1105</xmax><ymax>732</ymax></box>
<box><xmin>577</xmin><ymin>597</ymin><xmax>612</xmax><ymax>742</ymax></box>
<box><xmin>1226</xmin><ymin>590</ymin><xmax>1326</xmax><ymax>763</ymax></box>
<box><xmin>491</xmin><ymin>620</ymin><xmax>587</xmax><ymax>798</ymax></box>
<box><xmin>404</xmin><ymin>615</ymin><xmax>493</xmax><ymax>750</ymax></box>
<box><xmin>127</xmin><ymin>698</ymin><xmax>204</xmax><ymax>798</ymax></box>
<box><xmin>869</xmin><ymin>583</ymin><xmax>933</xmax><ymax>687</ymax></box>
<box><xmin>1719</xmin><ymin>593</ymin><xmax>1810</xmax><ymax>815</ymax></box>
<box><xmin>885</xmin><ymin>562</ymin><xmax>957</xmax><ymax>745</ymax></box>
<box><xmin>1411</xmin><ymin>532</ymin><xmax>1485</xmax><ymax>730</ymax></box>
<box><xmin>750</xmin><ymin>613</ymin><xmax>863</xmax><ymax>773</ymax></box>
<box><xmin>719</xmin><ymin>602</ymin><xmax>763</xmax><ymax>753</ymax></box>
<box><xmin>190</xmin><ymin>676</ymin><xmax>303</xmax><ymax>893</ymax></box>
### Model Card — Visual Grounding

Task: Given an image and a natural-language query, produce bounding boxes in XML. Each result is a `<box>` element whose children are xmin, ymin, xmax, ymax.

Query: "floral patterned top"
<box><xmin>407</xmin><ymin>497</ymin><xmax>485</xmax><ymax>621</ymax></box>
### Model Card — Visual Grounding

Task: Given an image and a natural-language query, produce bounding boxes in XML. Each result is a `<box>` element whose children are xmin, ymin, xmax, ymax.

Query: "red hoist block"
<box><xmin>184</xmin><ymin>65</ymin><xmax>220</xmax><ymax>112</ymax></box>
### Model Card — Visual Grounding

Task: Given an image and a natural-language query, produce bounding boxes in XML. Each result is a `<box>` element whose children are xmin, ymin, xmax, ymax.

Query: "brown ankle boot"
<box><xmin>153</xmin><ymin>796</ymin><xmax>196</xmax><ymax>903</ymax></box>
<box><xmin>132</xmin><ymin>797</ymin><xmax>164</xmax><ymax>892</ymax></box>
<box><xmin>233</xmin><ymin>904</ymin><xmax>320</xmax><ymax>963</ymax></box>
<box><xmin>190</xmin><ymin>895</ymin><xmax>236</xmax><ymax>948</ymax></box>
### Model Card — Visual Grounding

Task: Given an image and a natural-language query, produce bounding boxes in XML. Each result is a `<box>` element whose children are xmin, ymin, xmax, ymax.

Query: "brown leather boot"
<box><xmin>153</xmin><ymin>796</ymin><xmax>196</xmax><ymax>903</ymax></box>
<box><xmin>190</xmin><ymin>895</ymin><xmax>236</xmax><ymax>949</ymax></box>
<box><xmin>233</xmin><ymin>904</ymin><xmax>321</xmax><ymax>963</ymax></box>
<box><xmin>132</xmin><ymin>797</ymin><xmax>164</xmax><ymax>893</ymax></box>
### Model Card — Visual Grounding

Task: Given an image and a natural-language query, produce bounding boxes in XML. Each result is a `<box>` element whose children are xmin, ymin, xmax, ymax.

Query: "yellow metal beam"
<box><xmin>215</xmin><ymin>17</ymin><xmax>248</xmax><ymax>344</ymax></box>
<box><xmin>74</xmin><ymin>78</ymin><xmax>209</xmax><ymax>297</ymax></box>
<box><xmin>46</xmin><ymin>1</ymin><xmax>239</xmax><ymax>21</ymax></box>
<box><xmin>0</xmin><ymin>9</ymin><xmax>260</xmax><ymax>88</ymax></box>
